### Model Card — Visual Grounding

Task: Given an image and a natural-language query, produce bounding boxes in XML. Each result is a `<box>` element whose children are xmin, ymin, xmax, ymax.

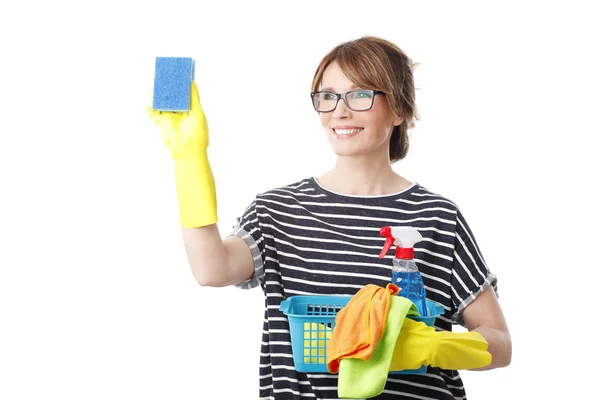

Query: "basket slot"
<box><xmin>307</xmin><ymin>303</ymin><xmax>343</xmax><ymax>316</ymax></box>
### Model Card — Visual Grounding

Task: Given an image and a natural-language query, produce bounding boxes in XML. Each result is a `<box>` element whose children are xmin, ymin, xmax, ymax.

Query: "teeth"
<box><xmin>334</xmin><ymin>128</ymin><xmax>363</xmax><ymax>135</ymax></box>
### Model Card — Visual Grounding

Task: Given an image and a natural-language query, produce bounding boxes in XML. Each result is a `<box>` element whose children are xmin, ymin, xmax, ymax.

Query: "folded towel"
<box><xmin>337</xmin><ymin>295</ymin><xmax>417</xmax><ymax>398</ymax></box>
<box><xmin>326</xmin><ymin>283</ymin><xmax>400</xmax><ymax>374</ymax></box>
<box><xmin>390</xmin><ymin>319</ymin><xmax>492</xmax><ymax>371</ymax></box>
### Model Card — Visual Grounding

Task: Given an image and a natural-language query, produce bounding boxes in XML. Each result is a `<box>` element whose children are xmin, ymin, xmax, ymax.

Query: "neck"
<box><xmin>317</xmin><ymin>155</ymin><xmax>412</xmax><ymax>196</ymax></box>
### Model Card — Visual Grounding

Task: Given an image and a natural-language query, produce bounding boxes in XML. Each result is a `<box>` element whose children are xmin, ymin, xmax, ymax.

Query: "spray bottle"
<box><xmin>379</xmin><ymin>226</ymin><xmax>429</xmax><ymax>316</ymax></box>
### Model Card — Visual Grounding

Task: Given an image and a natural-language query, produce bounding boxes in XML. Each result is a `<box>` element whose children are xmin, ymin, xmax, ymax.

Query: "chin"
<box><xmin>326</xmin><ymin>139</ymin><xmax>356</xmax><ymax>156</ymax></box>
<box><xmin>329</xmin><ymin>146</ymin><xmax>366</xmax><ymax>158</ymax></box>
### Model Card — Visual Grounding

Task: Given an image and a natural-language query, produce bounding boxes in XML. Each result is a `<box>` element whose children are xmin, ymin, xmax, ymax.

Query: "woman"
<box><xmin>149</xmin><ymin>36</ymin><xmax>512</xmax><ymax>399</ymax></box>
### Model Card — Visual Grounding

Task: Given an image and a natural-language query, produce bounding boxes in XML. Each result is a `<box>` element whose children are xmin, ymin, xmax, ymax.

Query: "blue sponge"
<box><xmin>152</xmin><ymin>57</ymin><xmax>196</xmax><ymax>112</ymax></box>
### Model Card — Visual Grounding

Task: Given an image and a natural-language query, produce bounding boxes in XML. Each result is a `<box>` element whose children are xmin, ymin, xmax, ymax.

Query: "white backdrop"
<box><xmin>1</xmin><ymin>1</ymin><xmax>598</xmax><ymax>399</ymax></box>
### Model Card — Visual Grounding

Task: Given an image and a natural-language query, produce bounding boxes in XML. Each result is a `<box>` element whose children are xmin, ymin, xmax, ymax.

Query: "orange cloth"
<box><xmin>326</xmin><ymin>283</ymin><xmax>400</xmax><ymax>373</ymax></box>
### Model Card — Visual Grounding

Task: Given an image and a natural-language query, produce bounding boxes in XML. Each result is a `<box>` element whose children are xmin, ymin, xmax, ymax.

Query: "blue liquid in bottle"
<box><xmin>392</xmin><ymin>262</ymin><xmax>428</xmax><ymax>316</ymax></box>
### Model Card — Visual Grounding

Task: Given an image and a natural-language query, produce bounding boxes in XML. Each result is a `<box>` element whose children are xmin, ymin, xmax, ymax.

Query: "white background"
<box><xmin>1</xmin><ymin>1</ymin><xmax>598</xmax><ymax>399</ymax></box>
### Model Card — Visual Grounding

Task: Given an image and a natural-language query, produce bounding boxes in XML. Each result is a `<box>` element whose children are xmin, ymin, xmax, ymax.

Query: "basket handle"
<box><xmin>279</xmin><ymin>298</ymin><xmax>291</xmax><ymax>314</ymax></box>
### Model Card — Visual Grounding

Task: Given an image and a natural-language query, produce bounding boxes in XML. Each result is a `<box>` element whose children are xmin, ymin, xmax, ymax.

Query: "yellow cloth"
<box><xmin>390</xmin><ymin>318</ymin><xmax>492</xmax><ymax>371</ymax></box>
<box><xmin>326</xmin><ymin>283</ymin><xmax>399</xmax><ymax>374</ymax></box>
<box><xmin>148</xmin><ymin>81</ymin><xmax>218</xmax><ymax>228</ymax></box>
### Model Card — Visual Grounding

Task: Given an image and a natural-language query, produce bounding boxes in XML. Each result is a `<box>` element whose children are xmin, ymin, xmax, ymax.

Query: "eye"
<box><xmin>351</xmin><ymin>90</ymin><xmax>373</xmax><ymax>99</ymax></box>
<box><xmin>322</xmin><ymin>92</ymin><xmax>337</xmax><ymax>100</ymax></box>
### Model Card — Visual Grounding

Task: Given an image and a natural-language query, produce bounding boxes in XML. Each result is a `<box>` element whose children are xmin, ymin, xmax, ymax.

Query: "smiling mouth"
<box><xmin>333</xmin><ymin>128</ymin><xmax>364</xmax><ymax>136</ymax></box>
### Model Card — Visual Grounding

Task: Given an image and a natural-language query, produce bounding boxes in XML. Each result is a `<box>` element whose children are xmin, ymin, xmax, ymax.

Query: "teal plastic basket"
<box><xmin>279</xmin><ymin>295</ymin><xmax>444</xmax><ymax>374</ymax></box>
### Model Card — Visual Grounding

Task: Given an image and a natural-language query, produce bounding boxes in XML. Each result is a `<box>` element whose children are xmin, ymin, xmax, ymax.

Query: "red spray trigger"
<box><xmin>379</xmin><ymin>226</ymin><xmax>394</xmax><ymax>258</ymax></box>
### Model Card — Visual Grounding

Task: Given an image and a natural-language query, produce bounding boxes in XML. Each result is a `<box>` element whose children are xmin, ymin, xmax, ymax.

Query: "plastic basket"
<box><xmin>279</xmin><ymin>295</ymin><xmax>444</xmax><ymax>374</ymax></box>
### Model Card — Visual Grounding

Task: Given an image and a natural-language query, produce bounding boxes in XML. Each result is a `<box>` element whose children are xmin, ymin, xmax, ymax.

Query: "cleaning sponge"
<box><xmin>152</xmin><ymin>57</ymin><xmax>196</xmax><ymax>112</ymax></box>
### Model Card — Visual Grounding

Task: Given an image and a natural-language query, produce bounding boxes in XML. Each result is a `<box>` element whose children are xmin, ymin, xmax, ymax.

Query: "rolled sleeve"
<box><xmin>228</xmin><ymin>199</ymin><xmax>265</xmax><ymax>290</ymax></box>
<box><xmin>229</xmin><ymin>226</ymin><xmax>265</xmax><ymax>289</ymax></box>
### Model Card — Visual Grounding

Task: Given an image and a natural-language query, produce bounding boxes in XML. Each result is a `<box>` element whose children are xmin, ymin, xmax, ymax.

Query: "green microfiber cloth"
<box><xmin>337</xmin><ymin>296</ymin><xmax>418</xmax><ymax>399</ymax></box>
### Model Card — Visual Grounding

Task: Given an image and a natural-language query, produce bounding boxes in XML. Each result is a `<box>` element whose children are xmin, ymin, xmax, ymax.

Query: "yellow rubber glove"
<box><xmin>390</xmin><ymin>319</ymin><xmax>492</xmax><ymax>371</ymax></box>
<box><xmin>147</xmin><ymin>81</ymin><xmax>218</xmax><ymax>228</ymax></box>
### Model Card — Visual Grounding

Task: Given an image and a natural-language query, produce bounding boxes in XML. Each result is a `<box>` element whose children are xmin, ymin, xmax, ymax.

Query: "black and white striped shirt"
<box><xmin>229</xmin><ymin>177</ymin><xmax>497</xmax><ymax>400</ymax></box>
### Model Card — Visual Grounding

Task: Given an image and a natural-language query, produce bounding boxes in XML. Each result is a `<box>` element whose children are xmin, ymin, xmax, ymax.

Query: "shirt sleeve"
<box><xmin>227</xmin><ymin>199</ymin><xmax>266</xmax><ymax>290</ymax></box>
<box><xmin>450</xmin><ymin>207</ymin><xmax>498</xmax><ymax>326</ymax></box>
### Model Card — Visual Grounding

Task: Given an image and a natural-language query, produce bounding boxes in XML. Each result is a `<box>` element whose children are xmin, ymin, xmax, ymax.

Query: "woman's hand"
<box><xmin>147</xmin><ymin>81</ymin><xmax>217</xmax><ymax>228</ymax></box>
<box><xmin>148</xmin><ymin>81</ymin><xmax>209</xmax><ymax>160</ymax></box>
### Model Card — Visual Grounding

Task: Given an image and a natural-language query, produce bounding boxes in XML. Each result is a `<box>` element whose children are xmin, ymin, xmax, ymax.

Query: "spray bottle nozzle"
<box><xmin>378</xmin><ymin>226</ymin><xmax>424</xmax><ymax>259</ymax></box>
<box><xmin>378</xmin><ymin>226</ymin><xmax>394</xmax><ymax>259</ymax></box>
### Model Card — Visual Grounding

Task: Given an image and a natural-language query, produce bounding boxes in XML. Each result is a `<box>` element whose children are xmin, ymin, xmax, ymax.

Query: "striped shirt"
<box><xmin>229</xmin><ymin>177</ymin><xmax>497</xmax><ymax>400</ymax></box>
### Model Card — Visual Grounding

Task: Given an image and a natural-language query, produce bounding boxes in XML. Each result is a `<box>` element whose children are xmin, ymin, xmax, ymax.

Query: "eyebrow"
<box><xmin>319</xmin><ymin>84</ymin><xmax>359</xmax><ymax>92</ymax></box>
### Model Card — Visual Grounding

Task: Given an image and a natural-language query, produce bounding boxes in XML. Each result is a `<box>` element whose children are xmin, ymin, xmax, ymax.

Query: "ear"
<box><xmin>393</xmin><ymin>115</ymin><xmax>405</xmax><ymax>127</ymax></box>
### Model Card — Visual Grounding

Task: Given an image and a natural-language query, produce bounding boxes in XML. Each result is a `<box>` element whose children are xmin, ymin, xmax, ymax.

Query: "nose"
<box><xmin>331</xmin><ymin>97</ymin><xmax>351</xmax><ymax>119</ymax></box>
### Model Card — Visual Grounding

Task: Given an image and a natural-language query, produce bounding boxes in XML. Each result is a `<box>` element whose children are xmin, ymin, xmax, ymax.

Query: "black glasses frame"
<box><xmin>310</xmin><ymin>89</ymin><xmax>386</xmax><ymax>112</ymax></box>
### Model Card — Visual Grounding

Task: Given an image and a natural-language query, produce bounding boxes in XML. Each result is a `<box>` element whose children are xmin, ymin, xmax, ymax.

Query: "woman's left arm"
<box><xmin>462</xmin><ymin>286</ymin><xmax>512</xmax><ymax>370</ymax></box>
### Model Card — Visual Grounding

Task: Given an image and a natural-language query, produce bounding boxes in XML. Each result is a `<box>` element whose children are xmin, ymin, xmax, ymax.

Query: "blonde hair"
<box><xmin>311</xmin><ymin>36</ymin><xmax>420</xmax><ymax>163</ymax></box>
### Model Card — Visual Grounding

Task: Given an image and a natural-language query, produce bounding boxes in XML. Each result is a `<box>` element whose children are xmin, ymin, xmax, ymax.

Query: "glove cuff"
<box><xmin>173</xmin><ymin>153</ymin><xmax>218</xmax><ymax>228</ymax></box>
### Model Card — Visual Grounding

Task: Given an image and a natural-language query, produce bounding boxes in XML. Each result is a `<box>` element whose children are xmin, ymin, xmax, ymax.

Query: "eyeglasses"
<box><xmin>310</xmin><ymin>89</ymin><xmax>385</xmax><ymax>112</ymax></box>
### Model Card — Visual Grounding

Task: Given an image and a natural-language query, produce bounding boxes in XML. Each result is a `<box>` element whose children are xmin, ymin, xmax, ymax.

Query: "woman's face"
<box><xmin>318</xmin><ymin>61</ymin><xmax>403</xmax><ymax>159</ymax></box>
